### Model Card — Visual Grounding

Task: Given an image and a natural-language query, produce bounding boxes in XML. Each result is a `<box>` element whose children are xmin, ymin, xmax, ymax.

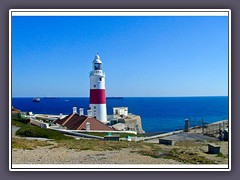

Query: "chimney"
<box><xmin>73</xmin><ymin>107</ymin><xmax>77</xmax><ymax>114</ymax></box>
<box><xmin>79</xmin><ymin>108</ymin><xmax>84</xmax><ymax>116</ymax></box>
<box><xmin>87</xmin><ymin>108</ymin><xmax>93</xmax><ymax>117</ymax></box>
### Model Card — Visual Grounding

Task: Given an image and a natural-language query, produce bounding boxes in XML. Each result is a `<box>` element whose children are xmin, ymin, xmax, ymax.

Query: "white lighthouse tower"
<box><xmin>89</xmin><ymin>53</ymin><xmax>107</xmax><ymax>123</ymax></box>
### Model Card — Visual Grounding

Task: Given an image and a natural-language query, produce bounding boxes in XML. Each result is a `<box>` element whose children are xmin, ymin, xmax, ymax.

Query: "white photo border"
<box><xmin>9</xmin><ymin>9</ymin><xmax>231</xmax><ymax>171</ymax></box>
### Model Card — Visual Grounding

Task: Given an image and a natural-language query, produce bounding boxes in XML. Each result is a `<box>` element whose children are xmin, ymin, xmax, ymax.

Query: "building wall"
<box><xmin>113</xmin><ymin>107</ymin><xmax>128</xmax><ymax>116</ymax></box>
<box><xmin>30</xmin><ymin>118</ymin><xmax>49</xmax><ymax>128</ymax></box>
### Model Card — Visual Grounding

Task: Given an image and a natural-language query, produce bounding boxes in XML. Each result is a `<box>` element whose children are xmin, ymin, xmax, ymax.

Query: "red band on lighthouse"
<box><xmin>90</xmin><ymin>89</ymin><xmax>106</xmax><ymax>104</ymax></box>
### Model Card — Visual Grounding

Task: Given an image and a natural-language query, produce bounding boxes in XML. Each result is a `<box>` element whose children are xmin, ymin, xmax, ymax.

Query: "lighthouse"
<box><xmin>89</xmin><ymin>53</ymin><xmax>107</xmax><ymax>123</ymax></box>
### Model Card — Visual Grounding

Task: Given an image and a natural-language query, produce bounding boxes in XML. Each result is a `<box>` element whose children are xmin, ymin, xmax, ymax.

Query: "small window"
<box><xmin>94</xmin><ymin>106</ymin><xmax>96</xmax><ymax>109</ymax></box>
<box><xmin>99</xmin><ymin>77</ymin><xmax>102</xmax><ymax>81</ymax></box>
<box><xmin>94</xmin><ymin>85</ymin><xmax>96</xmax><ymax>87</ymax></box>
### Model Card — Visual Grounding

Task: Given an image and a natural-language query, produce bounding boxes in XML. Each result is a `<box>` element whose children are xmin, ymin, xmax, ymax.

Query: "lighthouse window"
<box><xmin>99</xmin><ymin>77</ymin><xmax>102</xmax><ymax>81</ymax></box>
<box><xmin>94</xmin><ymin>63</ymin><xmax>101</xmax><ymax>70</ymax></box>
<box><xmin>94</xmin><ymin>85</ymin><xmax>96</xmax><ymax>87</ymax></box>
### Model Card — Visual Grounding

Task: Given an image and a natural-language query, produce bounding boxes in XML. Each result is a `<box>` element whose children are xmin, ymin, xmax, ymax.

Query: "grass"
<box><xmin>12</xmin><ymin>119</ymin><xmax>73</xmax><ymax>141</ymax></box>
<box><xmin>164</xmin><ymin>148</ymin><xmax>217</xmax><ymax>164</ymax></box>
<box><xmin>12</xmin><ymin>138</ymin><xmax>52</xmax><ymax>150</ymax></box>
<box><xmin>131</xmin><ymin>143</ymin><xmax>165</xmax><ymax>158</ymax></box>
<box><xmin>217</xmin><ymin>152</ymin><xmax>228</xmax><ymax>158</ymax></box>
<box><xmin>12</xmin><ymin>118</ymin><xmax>227</xmax><ymax>164</ymax></box>
<box><xmin>80</xmin><ymin>132</ymin><xmax>143</xmax><ymax>138</ymax></box>
<box><xmin>56</xmin><ymin>139</ymin><xmax>142</xmax><ymax>151</ymax></box>
<box><xmin>12</xmin><ymin>118</ymin><xmax>30</xmax><ymax>128</ymax></box>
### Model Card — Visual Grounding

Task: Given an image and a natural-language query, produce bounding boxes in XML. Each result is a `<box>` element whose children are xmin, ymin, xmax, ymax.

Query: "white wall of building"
<box><xmin>90</xmin><ymin>104</ymin><xmax>107</xmax><ymax>123</ymax></box>
<box><xmin>113</xmin><ymin>107</ymin><xmax>128</xmax><ymax>116</ymax></box>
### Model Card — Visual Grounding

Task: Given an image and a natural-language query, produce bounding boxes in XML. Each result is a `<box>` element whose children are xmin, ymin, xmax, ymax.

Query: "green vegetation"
<box><xmin>217</xmin><ymin>152</ymin><xmax>228</xmax><ymax>158</ymax></box>
<box><xmin>133</xmin><ymin>143</ymin><xmax>165</xmax><ymax>158</ymax></box>
<box><xmin>81</xmin><ymin>132</ymin><xmax>143</xmax><ymax>138</ymax></box>
<box><xmin>56</xmin><ymin>139</ymin><xmax>141</xmax><ymax>151</ymax></box>
<box><xmin>12</xmin><ymin>117</ymin><xmax>30</xmax><ymax>125</ymax></box>
<box><xmin>164</xmin><ymin>148</ymin><xmax>216</xmax><ymax>164</ymax></box>
<box><xmin>12</xmin><ymin>138</ymin><xmax>51</xmax><ymax>150</ymax></box>
<box><xmin>12</xmin><ymin>119</ymin><xmax>73</xmax><ymax>141</ymax></box>
<box><xmin>12</xmin><ymin>119</ymin><xmax>227</xmax><ymax>164</ymax></box>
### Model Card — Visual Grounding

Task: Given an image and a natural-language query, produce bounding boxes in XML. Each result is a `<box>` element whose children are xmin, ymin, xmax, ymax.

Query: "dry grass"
<box><xmin>12</xmin><ymin>137</ymin><xmax>228</xmax><ymax>164</ymax></box>
<box><xmin>164</xmin><ymin>148</ymin><xmax>217</xmax><ymax>164</ymax></box>
<box><xmin>55</xmin><ymin>139</ymin><xmax>143</xmax><ymax>151</ymax></box>
<box><xmin>12</xmin><ymin>119</ymin><xmax>228</xmax><ymax>164</ymax></box>
<box><xmin>12</xmin><ymin>138</ymin><xmax>52</xmax><ymax>150</ymax></box>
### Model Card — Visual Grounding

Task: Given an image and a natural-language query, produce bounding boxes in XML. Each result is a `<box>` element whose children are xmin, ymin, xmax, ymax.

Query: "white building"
<box><xmin>113</xmin><ymin>107</ymin><xmax>128</xmax><ymax>117</ymax></box>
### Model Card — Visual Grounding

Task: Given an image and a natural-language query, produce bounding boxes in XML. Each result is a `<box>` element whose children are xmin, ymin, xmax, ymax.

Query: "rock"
<box><xmin>118</xmin><ymin>115</ymin><xmax>145</xmax><ymax>134</ymax></box>
<box><xmin>112</xmin><ymin>123</ymin><xmax>126</xmax><ymax>131</ymax></box>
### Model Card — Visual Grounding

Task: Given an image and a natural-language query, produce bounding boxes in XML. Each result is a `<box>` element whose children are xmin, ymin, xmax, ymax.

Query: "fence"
<box><xmin>184</xmin><ymin>118</ymin><xmax>228</xmax><ymax>139</ymax></box>
<box><xmin>203</xmin><ymin>121</ymin><xmax>228</xmax><ymax>138</ymax></box>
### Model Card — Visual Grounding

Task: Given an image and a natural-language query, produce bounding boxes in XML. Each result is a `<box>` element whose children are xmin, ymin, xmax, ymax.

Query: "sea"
<box><xmin>12</xmin><ymin>96</ymin><xmax>229</xmax><ymax>133</ymax></box>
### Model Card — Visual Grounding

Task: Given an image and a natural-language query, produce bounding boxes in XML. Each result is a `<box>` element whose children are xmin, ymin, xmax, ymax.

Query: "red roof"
<box><xmin>54</xmin><ymin>114</ymin><xmax>114</xmax><ymax>131</ymax></box>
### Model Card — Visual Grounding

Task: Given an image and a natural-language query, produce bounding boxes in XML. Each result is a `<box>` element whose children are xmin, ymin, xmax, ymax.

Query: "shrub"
<box><xmin>15</xmin><ymin>126</ymin><xmax>73</xmax><ymax>141</ymax></box>
<box><xmin>13</xmin><ymin>119</ymin><xmax>73</xmax><ymax>141</ymax></box>
<box><xmin>12</xmin><ymin>117</ymin><xmax>30</xmax><ymax>124</ymax></box>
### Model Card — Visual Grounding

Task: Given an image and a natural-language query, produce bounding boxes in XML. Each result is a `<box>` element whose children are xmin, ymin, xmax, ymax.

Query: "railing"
<box><xmin>90</xmin><ymin>71</ymin><xmax>105</xmax><ymax>76</ymax></box>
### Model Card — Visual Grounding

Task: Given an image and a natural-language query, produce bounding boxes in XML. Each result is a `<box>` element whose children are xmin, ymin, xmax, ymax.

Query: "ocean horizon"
<box><xmin>12</xmin><ymin>96</ymin><xmax>229</xmax><ymax>133</ymax></box>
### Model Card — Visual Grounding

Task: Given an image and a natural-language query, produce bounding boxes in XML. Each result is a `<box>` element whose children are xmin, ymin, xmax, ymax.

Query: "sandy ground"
<box><xmin>12</xmin><ymin>143</ymin><xmax>180</xmax><ymax>164</ymax></box>
<box><xmin>12</xmin><ymin>139</ymin><xmax>228</xmax><ymax>164</ymax></box>
<box><xmin>11</xmin><ymin>124</ymin><xmax>229</xmax><ymax>165</ymax></box>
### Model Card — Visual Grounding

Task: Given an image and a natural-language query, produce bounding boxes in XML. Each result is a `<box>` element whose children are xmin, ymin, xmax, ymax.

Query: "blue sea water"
<box><xmin>12</xmin><ymin>97</ymin><xmax>229</xmax><ymax>133</ymax></box>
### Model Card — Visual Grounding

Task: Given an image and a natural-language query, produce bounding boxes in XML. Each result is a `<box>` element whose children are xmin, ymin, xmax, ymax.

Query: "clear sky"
<box><xmin>12</xmin><ymin>15</ymin><xmax>229</xmax><ymax>97</ymax></box>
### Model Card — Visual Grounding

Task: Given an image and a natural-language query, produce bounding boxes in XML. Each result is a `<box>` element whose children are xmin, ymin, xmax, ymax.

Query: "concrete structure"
<box><xmin>113</xmin><ymin>107</ymin><xmax>128</xmax><ymax>117</ymax></box>
<box><xmin>208</xmin><ymin>143</ymin><xmax>221</xmax><ymax>154</ymax></box>
<box><xmin>104</xmin><ymin>134</ymin><xmax>120</xmax><ymax>141</ymax></box>
<box><xmin>30</xmin><ymin>118</ymin><xmax>49</xmax><ymax>128</ymax></box>
<box><xmin>108</xmin><ymin>108</ymin><xmax>145</xmax><ymax>134</ymax></box>
<box><xmin>159</xmin><ymin>138</ymin><xmax>175</xmax><ymax>146</ymax></box>
<box><xmin>89</xmin><ymin>53</ymin><xmax>107</xmax><ymax>123</ymax></box>
<box><xmin>184</xmin><ymin>118</ymin><xmax>190</xmax><ymax>132</ymax></box>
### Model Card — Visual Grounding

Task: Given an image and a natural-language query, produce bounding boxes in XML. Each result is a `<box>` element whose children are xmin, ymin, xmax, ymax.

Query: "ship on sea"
<box><xmin>106</xmin><ymin>97</ymin><xmax>124</xmax><ymax>99</ymax></box>
<box><xmin>32</xmin><ymin>97</ymin><xmax>40</xmax><ymax>102</ymax></box>
<box><xmin>43</xmin><ymin>97</ymin><xmax>60</xmax><ymax>99</ymax></box>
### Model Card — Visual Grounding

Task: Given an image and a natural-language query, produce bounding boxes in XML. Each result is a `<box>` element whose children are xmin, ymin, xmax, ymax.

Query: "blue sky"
<box><xmin>12</xmin><ymin>15</ymin><xmax>229</xmax><ymax>97</ymax></box>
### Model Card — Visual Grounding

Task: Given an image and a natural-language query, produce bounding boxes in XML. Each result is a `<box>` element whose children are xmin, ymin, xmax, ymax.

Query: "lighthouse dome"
<box><xmin>92</xmin><ymin>53</ymin><xmax>102</xmax><ymax>64</ymax></box>
<box><xmin>92</xmin><ymin>53</ymin><xmax>103</xmax><ymax>70</ymax></box>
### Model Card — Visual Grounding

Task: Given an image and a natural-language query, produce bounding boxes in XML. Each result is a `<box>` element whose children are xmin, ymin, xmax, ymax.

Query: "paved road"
<box><xmin>145</xmin><ymin>132</ymin><xmax>218</xmax><ymax>144</ymax></box>
<box><xmin>12</xmin><ymin>125</ymin><xmax>20</xmax><ymax>137</ymax></box>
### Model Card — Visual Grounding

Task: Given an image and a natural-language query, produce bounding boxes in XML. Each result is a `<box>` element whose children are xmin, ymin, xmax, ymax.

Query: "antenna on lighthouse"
<box><xmin>95</xmin><ymin>53</ymin><xmax>100</xmax><ymax>60</ymax></box>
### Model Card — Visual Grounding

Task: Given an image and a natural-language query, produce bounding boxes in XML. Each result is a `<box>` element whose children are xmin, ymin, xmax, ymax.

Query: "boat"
<box><xmin>43</xmin><ymin>97</ymin><xmax>60</xmax><ymax>99</ymax></box>
<box><xmin>32</xmin><ymin>97</ymin><xmax>40</xmax><ymax>102</ymax></box>
<box><xmin>106</xmin><ymin>97</ymin><xmax>123</xmax><ymax>99</ymax></box>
